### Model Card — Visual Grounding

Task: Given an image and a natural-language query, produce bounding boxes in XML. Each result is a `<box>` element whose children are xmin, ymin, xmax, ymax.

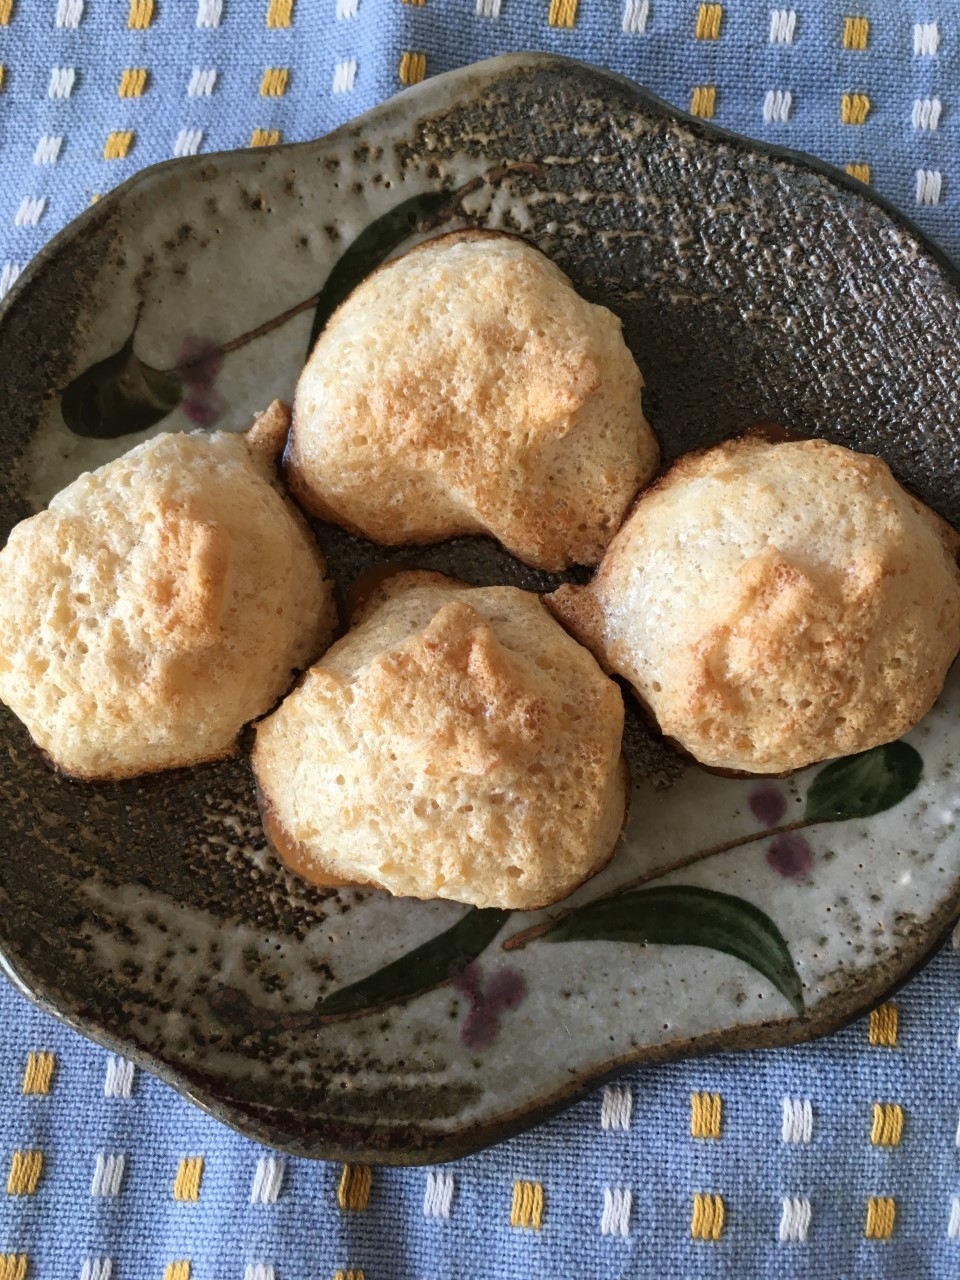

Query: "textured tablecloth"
<box><xmin>1</xmin><ymin>2</ymin><xmax>960</xmax><ymax>1277</ymax></box>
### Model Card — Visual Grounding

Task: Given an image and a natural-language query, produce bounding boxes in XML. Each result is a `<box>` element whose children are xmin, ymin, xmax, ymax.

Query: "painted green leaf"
<box><xmin>316</xmin><ymin>906</ymin><xmax>509</xmax><ymax>1019</ymax></box>
<box><xmin>306</xmin><ymin>189</ymin><xmax>454</xmax><ymax>354</ymax></box>
<box><xmin>546</xmin><ymin>884</ymin><xmax>804</xmax><ymax>1014</ymax></box>
<box><xmin>61</xmin><ymin>333</ymin><xmax>183</xmax><ymax>438</ymax></box>
<box><xmin>804</xmin><ymin>741</ymin><xmax>922</xmax><ymax>825</ymax></box>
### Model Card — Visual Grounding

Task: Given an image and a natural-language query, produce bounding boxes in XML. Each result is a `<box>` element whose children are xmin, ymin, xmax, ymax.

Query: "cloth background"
<box><xmin>1</xmin><ymin>2</ymin><xmax>959</xmax><ymax>1277</ymax></box>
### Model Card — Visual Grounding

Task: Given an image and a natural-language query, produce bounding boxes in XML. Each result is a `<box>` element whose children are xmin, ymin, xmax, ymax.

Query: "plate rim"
<box><xmin>2</xmin><ymin>50</ymin><xmax>960</xmax><ymax>1165</ymax></box>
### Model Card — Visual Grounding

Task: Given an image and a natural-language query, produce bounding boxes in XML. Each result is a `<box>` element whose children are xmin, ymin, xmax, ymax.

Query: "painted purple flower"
<box><xmin>749</xmin><ymin>784</ymin><xmax>788</xmax><ymax>827</ymax></box>
<box><xmin>766</xmin><ymin>832</ymin><xmax>813</xmax><ymax>880</ymax></box>
<box><xmin>451</xmin><ymin>961</ymin><xmax>527</xmax><ymax>1049</ymax></box>
<box><xmin>176</xmin><ymin>336</ymin><xmax>226</xmax><ymax>427</ymax></box>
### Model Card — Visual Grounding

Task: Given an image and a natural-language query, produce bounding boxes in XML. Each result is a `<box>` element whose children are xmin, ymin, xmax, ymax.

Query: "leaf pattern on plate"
<box><xmin>60</xmin><ymin>332</ymin><xmax>183</xmax><ymax>438</ymax></box>
<box><xmin>545</xmin><ymin>884</ymin><xmax>805</xmax><ymax>1014</ymax></box>
<box><xmin>803</xmin><ymin>741</ymin><xmax>923</xmax><ymax>823</ymax></box>
<box><xmin>315</xmin><ymin>907</ymin><xmax>510</xmax><ymax>1020</ymax></box>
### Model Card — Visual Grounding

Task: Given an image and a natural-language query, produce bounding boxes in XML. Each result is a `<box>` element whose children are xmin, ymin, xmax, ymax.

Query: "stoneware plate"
<box><xmin>2</xmin><ymin>53</ymin><xmax>960</xmax><ymax>1165</ymax></box>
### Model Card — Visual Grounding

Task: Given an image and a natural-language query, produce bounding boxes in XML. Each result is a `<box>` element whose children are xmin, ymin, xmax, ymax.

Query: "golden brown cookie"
<box><xmin>287</xmin><ymin>230</ymin><xmax>659</xmax><ymax>570</ymax></box>
<box><xmin>0</xmin><ymin>404</ymin><xmax>336</xmax><ymax>779</ymax></box>
<box><xmin>548</xmin><ymin>436</ymin><xmax>960</xmax><ymax>774</ymax></box>
<box><xmin>253</xmin><ymin>570</ymin><xmax>627</xmax><ymax>909</ymax></box>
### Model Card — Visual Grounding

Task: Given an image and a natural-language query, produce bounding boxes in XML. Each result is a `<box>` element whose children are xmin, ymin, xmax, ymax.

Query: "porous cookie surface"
<box><xmin>549</xmin><ymin>437</ymin><xmax>960</xmax><ymax>773</ymax></box>
<box><xmin>288</xmin><ymin>231</ymin><xmax>658</xmax><ymax>571</ymax></box>
<box><xmin>0</xmin><ymin>422</ymin><xmax>336</xmax><ymax>778</ymax></box>
<box><xmin>253</xmin><ymin>571</ymin><xmax>627</xmax><ymax>909</ymax></box>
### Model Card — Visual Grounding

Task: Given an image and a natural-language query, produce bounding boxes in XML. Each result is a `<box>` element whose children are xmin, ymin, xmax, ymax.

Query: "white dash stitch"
<box><xmin>55</xmin><ymin>0</ymin><xmax>84</xmax><ymax>28</ymax></box>
<box><xmin>769</xmin><ymin>8</ymin><xmax>796</xmax><ymax>44</ymax></box>
<box><xmin>80</xmin><ymin>1260</ymin><xmax>113</xmax><ymax>1280</ymax></box>
<box><xmin>763</xmin><ymin>89</ymin><xmax>792</xmax><ymax>123</ymax></box>
<box><xmin>476</xmin><ymin>0</ymin><xmax>502</xmax><ymax>15</ymax></box>
<box><xmin>914</xmin><ymin>22</ymin><xmax>939</xmax><ymax>56</ymax></box>
<box><xmin>48</xmin><ymin>67</ymin><xmax>76</xmax><ymax>99</ymax></box>
<box><xmin>949</xmin><ymin>1197</ymin><xmax>960</xmax><ymax>1239</ymax></box>
<box><xmin>601</xmin><ymin>1187</ymin><xmax>632</xmax><ymax>1237</ymax></box>
<box><xmin>622</xmin><ymin>0</ymin><xmax>649</xmax><ymax>33</ymax></box>
<box><xmin>243</xmin><ymin>1267</ymin><xmax>275</xmax><ymax>1280</ymax></box>
<box><xmin>332</xmin><ymin>59</ymin><xmax>357</xmax><ymax>94</ymax></box>
<box><xmin>423</xmin><ymin>1170</ymin><xmax>454</xmax><ymax>1219</ymax></box>
<box><xmin>196</xmin><ymin>0</ymin><xmax>222</xmax><ymax>27</ymax></box>
<box><xmin>782</xmin><ymin>1097</ymin><xmax>813</xmax><ymax>1143</ymax></box>
<box><xmin>187</xmin><ymin>68</ymin><xmax>217</xmax><ymax>97</ymax></box>
<box><xmin>336</xmin><ymin>0</ymin><xmax>359</xmax><ymax>16</ymax></box>
<box><xmin>250</xmin><ymin>1156</ymin><xmax>285</xmax><ymax>1204</ymax></box>
<box><xmin>600</xmin><ymin>1083</ymin><xmax>633</xmax><ymax>1130</ymax></box>
<box><xmin>91</xmin><ymin>1153</ymin><xmax>125</xmax><ymax>1197</ymax></box>
<box><xmin>779</xmin><ymin>1196</ymin><xmax>812</xmax><ymax>1242</ymax></box>
<box><xmin>33</xmin><ymin>135</ymin><xmax>63</xmax><ymax>166</ymax></box>
<box><xmin>14</xmin><ymin>197</ymin><xmax>46</xmax><ymax>229</ymax></box>
<box><xmin>0</xmin><ymin>263</ymin><xmax>21</xmax><ymax>299</ymax></box>
<box><xmin>917</xmin><ymin>169</ymin><xmax>944</xmax><ymax>206</ymax></box>
<box><xmin>173</xmin><ymin>129</ymin><xmax>203</xmax><ymax>157</ymax></box>
<box><xmin>913</xmin><ymin>97</ymin><xmax>942</xmax><ymax>130</ymax></box>
<box><xmin>104</xmin><ymin>1055</ymin><xmax>134</xmax><ymax>1098</ymax></box>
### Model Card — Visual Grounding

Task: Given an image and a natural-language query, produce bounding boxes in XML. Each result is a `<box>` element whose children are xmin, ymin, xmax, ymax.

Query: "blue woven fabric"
<box><xmin>1</xmin><ymin>2</ymin><xmax>960</xmax><ymax>1277</ymax></box>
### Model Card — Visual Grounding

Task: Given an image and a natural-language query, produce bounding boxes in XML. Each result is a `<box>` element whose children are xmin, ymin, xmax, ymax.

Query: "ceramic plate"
<box><xmin>2</xmin><ymin>53</ymin><xmax>960</xmax><ymax>1165</ymax></box>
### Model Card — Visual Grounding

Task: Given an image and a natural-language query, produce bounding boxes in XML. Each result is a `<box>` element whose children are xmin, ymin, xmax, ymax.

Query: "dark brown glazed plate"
<box><xmin>1</xmin><ymin>53</ymin><xmax>959</xmax><ymax>1164</ymax></box>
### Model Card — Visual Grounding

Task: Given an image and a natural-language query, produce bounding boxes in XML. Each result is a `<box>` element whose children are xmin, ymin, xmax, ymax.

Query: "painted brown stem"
<box><xmin>501</xmin><ymin>818</ymin><xmax>813</xmax><ymax>952</ymax></box>
<box><xmin>162</xmin><ymin>292</ymin><xmax>324</xmax><ymax>374</ymax></box>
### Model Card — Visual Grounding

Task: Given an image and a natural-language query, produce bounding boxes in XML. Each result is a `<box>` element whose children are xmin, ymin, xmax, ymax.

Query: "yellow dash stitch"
<box><xmin>338</xmin><ymin>1164</ymin><xmax>372</xmax><ymax>1211</ymax></box>
<box><xmin>128</xmin><ymin>0</ymin><xmax>153</xmax><ymax>29</ymax></box>
<box><xmin>0</xmin><ymin>66</ymin><xmax>4</xmax><ymax>92</ymax></box>
<box><xmin>7</xmin><ymin>1151</ymin><xmax>41</xmax><ymax>1197</ymax></box>
<box><xmin>843</xmin><ymin>15</ymin><xmax>869</xmax><ymax>50</ymax></box>
<box><xmin>266</xmin><ymin>0</ymin><xmax>293</xmax><ymax>27</ymax></box>
<box><xmin>260</xmin><ymin>67</ymin><xmax>289</xmax><ymax>97</ymax></box>
<box><xmin>691</xmin><ymin>1193</ymin><xmax>725</xmax><ymax>1241</ymax></box>
<box><xmin>399</xmin><ymin>50</ymin><xmax>426</xmax><ymax>85</ymax></box>
<box><xmin>173</xmin><ymin>1157</ymin><xmax>204</xmax><ymax>1202</ymax></box>
<box><xmin>89</xmin><ymin>193</ymin><xmax>101</xmax><ymax>204</ymax></box>
<box><xmin>691</xmin><ymin>1092</ymin><xmax>723</xmax><ymax>1139</ymax></box>
<box><xmin>690</xmin><ymin>85</ymin><xmax>716</xmax><ymax>119</ymax></box>
<box><xmin>162</xmin><ymin>1263</ymin><xmax>191</xmax><ymax>1280</ymax></box>
<box><xmin>845</xmin><ymin>162</ymin><xmax>871</xmax><ymax>184</ymax></box>
<box><xmin>0</xmin><ymin>0</ymin><xmax>13</xmax><ymax>25</ymax></box>
<box><xmin>510</xmin><ymin>1180</ymin><xmax>544</xmax><ymax>1230</ymax></box>
<box><xmin>103</xmin><ymin>131</ymin><xmax>134</xmax><ymax>159</ymax></box>
<box><xmin>250</xmin><ymin>128</ymin><xmax>280</xmax><ymax>147</ymax></box>
<box><xmin>871</xmin><ymin>1103</ymin><xmax>904</xmax><ymax>1147</ymax></box>
<box><xmin>865</xmin><ymin>1196</ymin><xmax>895</xmax><ymax>1239</ymax></box>
<box><xmin>869</xmin><ymin>1003</ymin><xmax>898</xmax><ymax>1046</ymax></box>
<box><xmin>841</xmin><ymin>93</ymin><xmax>870</xmax><ymax>124</ymax></box>
<box><xmin>401</xmin><ymin>0</ymin><xmax>426</xmax><ymax>5</ymax></box>
<box><xmin>332</xmin><ymin>1272</ymin><xmax>365</xmax><ymax>1280</ymax></box>
<box><xmin>0</xmin><ymin>1255</ymin><xmax>27</xmax><ymax>1280</ymax></box>
<box><xmin>118</xmin><ymin>68</ymin><xmax>148</xmax><ymax>98</ymax></box>
<box><xmin>22</xmin><ymin>1053</ymin><xmax>54</xmax><ymax>1096</ymax></box>
<box><xmin>548</xmin><ymin>0</ymin><xmax>578</xmax><ymax>26</ymax></box>
<box><xmin>695</xmin><ymin>4</ymin><xmax>722</xmax><ymax>40</ymax></box>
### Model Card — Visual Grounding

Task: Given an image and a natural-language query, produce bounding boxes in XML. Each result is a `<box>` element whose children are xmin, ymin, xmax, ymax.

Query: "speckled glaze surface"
<box><xmin>1</xmin><ymin>53</ymin><xmax>960</xmax><ymax>1165</ymax></box>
